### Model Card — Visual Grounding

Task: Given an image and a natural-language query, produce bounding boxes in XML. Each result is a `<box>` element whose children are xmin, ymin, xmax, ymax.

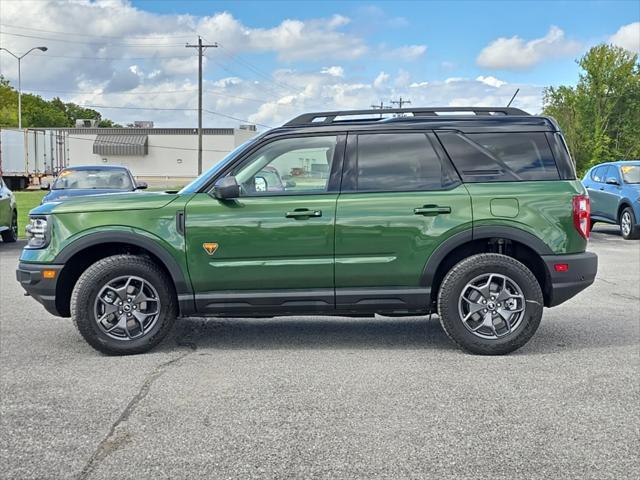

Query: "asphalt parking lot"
<box><xmin>1</xmin><ymin>225</ymin><xmax>638</xmax><ymax>480</ymax></box>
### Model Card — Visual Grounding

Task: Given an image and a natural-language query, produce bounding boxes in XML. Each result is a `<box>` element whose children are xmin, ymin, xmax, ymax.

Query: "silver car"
<box><xmin>0</xmin><ymin>176</ymin><xmax>18</xmax><ymax>243</ymax></box>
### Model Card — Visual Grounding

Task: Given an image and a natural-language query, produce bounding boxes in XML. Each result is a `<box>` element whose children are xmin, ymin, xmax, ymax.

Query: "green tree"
<box><xmin>543</xmin><ymin>44</ymin><xmax>640</xmax><ymax>176</ymax></box>
<box><xmin>0</xmin><ymin>76</ymin><xmax>121</xmax><ymax>128</ymax></box>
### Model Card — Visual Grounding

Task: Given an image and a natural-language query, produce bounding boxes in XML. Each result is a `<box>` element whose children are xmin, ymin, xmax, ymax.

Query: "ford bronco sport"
<box><xmin>17</xmin><ymin>107</ymin><xmax>598</xmax><ymax>355</ymax></box>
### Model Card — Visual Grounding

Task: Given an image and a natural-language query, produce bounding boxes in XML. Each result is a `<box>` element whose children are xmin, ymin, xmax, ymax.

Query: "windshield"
<box><xmin>53</xmin><ymin>169</ymin><xmax>133</xmax><ymax>190</ymax></box>
<box><xmin>620</xmin><ymin>165</ymin><xmax>640</xmax><ymax>184</ymax></box>
<box><xmin>179</xmin><ymin>137</ymin><xmax>262</xmax><ymax>194</ymax></box>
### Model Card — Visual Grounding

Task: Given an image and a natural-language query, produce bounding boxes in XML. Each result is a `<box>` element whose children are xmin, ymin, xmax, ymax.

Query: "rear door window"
<box><xmin>591</xmin><ymin>166</ymin><xmax>609</xmax><ymax>183</ymax></box>
<box><xmin>436</xmin><ymin>131</ymin><xmax>559</xmax><ymax>182</ymax></box>
<box><xmin>355</xmin><ymin>133</ymin><xmax>457</xmax><ymax>192</ymax></box>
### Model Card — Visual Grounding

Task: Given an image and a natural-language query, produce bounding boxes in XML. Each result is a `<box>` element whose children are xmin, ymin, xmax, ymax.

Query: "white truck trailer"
<box><xmin>0</xmin><ymin>128</ymin><xmax>68</xmax><ymax>189</ymax></box>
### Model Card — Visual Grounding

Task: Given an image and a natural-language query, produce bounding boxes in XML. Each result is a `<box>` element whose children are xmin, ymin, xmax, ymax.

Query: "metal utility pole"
<box><xmin>391</xmin><ymin>97</ymin><xmax>412</xmax><ymax>109</ymax></box>
<box><xmin>0</xmin><ymin>46</ymin><xmax>48</xmax><ymax>129</ymax></box>
<box><xmin>371</xmin><ymin>101</ymin><xmax>391</xmax><ymax>118</ymax></box>
<box><xmin>186</xmin><ymin>37</ymin><xmax>218</xmax><ymax>174</ymax></box>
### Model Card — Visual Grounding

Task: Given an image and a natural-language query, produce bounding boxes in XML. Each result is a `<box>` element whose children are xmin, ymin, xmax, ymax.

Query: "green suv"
<box><xmin>17</xmin><ymin>107</ymin><xmax>598</xmax><ymax>355</ymax></box>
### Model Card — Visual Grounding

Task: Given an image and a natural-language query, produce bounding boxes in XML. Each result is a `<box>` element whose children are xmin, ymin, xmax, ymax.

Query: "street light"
<box><xmin>0</xmin><ymin>46</ymin><xmax>48</xmax><ymax>129</ymax></box>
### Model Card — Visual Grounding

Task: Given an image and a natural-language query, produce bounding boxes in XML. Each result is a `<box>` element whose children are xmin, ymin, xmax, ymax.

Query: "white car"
<box><xmin>0</xmin><ymin>177</ymin><xmax>18</xmax><ymax>243</ymax></box>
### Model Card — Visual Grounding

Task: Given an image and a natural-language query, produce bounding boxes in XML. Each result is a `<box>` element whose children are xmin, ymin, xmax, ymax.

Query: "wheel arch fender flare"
<box><xmin>420</xmin><ymin>225</ymin><xmax>553</xmax><ymax>287</ymax></box>
<box><xmin>53</xmin><ymin>230</ymin><xmax>192</xmax><ymax>296</ymax></box>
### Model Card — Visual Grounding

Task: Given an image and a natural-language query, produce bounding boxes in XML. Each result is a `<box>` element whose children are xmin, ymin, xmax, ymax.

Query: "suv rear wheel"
<box><xmin>620</xmin><ymin>207</ymin><xmax>640</xmax><ymax>240</ymax></box>
<box><xmin>71</xmin><ymin>254</ymin><xmax>177</xmax><ymax>355</ymax></box>
<box><xmin>437</xmin><ymin>253</ymin><xmax>543</xmax><ymax>355</ymax></box>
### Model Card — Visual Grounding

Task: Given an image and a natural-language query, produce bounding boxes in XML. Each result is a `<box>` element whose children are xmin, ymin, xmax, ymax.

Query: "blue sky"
<box><xmin>132</xmin><ymin>0</ymin><xmax>639</xmax><ymax>85</ymax></box>
<box><xmin>1</xmin><ymin>0</ymin><xmax>638</xmax><ymax>127</ymax></box>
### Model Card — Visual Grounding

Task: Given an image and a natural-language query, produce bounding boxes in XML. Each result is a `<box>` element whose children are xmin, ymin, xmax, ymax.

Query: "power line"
<box><xmin>203</xmin><ymin>109</ymin><xmax>271</xmax><ymax>129</ymax></box>
<box><xmin>0</xmin><ymin>23</ymin><xmax>195</xmax><ymax>39</ymax></box>
<box><xmin>21</xmin><ymin>87</ymin><xmax>268</xmax><ymax>104</ymax></box>
<box><xmin>27</xmin><ymin>53</ymin><xmax>197</xmax><ymax>61</ymax></box>
<box><xmin>0</xmin><ymin>126</ymin><xmax>241</xmax><ymax>154</ymax></box>
<box><xmin>0</xmin><ymin>31</ymin><xmax>185</xmax><ymax>47</ymax></box>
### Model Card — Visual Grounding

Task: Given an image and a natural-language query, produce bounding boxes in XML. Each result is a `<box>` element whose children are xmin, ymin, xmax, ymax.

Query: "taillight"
<box><xmin>573</xmin><ymin>195</ymin><xmax>590</xmax><ymax>239</ymax></box>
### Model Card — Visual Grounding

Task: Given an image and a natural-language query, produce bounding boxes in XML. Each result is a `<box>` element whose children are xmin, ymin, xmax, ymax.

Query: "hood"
<box><xmin>42</xmin><ymin>188</ymin><xmax>133</xmax><ymax>203</ymax></box>
<box><xmin>32</xmin><ymin>191</ymin><xmax>180</xmax><ymax>215</ymax></box>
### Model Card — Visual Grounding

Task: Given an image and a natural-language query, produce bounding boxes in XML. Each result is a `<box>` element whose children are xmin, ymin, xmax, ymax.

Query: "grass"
<box><xmin>14</xmin><ymin>190</ymin><xmax>46</xmax><ymax>239</ymax></box>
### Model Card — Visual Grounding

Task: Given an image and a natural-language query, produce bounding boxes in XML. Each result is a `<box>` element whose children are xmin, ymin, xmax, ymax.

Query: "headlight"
<box><xmin>25</xmin><ymin>216</ymin><xmax>50</xmax><ymax>249</ymax></box>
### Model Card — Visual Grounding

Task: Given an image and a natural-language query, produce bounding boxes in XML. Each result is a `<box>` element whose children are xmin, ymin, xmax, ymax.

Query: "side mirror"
<box><xmin>605</xmin><ymin>177</ymin><xmax>619</xmax><ymax>186</ymax></box>
<box><xmin>213</xmin><ymin>176</ymin><xmax>240</xmax><ymax>200</ymax></box>
<box><xmin>136</xmin><ymin>181</ymin><xmax>148</xmax><ymax>190</ymax></box>
<box><xmin>285</xmin><ymin>180</ymin><xmax>296</xmax><ymax>189</ymax></box>
<box><xmin>40</xmin><ymin>182</ymin><xmax>50</xmax><ymax>191</ymax></box>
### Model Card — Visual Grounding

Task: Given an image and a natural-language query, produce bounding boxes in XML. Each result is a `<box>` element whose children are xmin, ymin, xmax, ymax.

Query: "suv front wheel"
<box><xmin>437</xmin><ymin>253</ymin><xmax>543</xmax><ymax>355</ymax></box>
<box><xmin>71</xmin><ymin>254</ymin><xmax>177</xmax><ymax>355</ymax></box>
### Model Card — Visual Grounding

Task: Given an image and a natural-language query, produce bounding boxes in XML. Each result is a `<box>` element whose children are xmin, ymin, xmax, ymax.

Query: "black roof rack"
<box><xmin>284</xmin><ymin>107</ymin><xmax>530</xmax><ymax>127</ymax></box>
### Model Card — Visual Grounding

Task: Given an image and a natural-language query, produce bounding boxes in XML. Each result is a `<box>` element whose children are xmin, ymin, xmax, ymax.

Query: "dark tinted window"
<box><xmin>469</xmin><ymin>133</ymin><xmax>559</xmax><ymax>180</ymax></box>
<box><xmin>437</xmin><ymin>132</ymin><xmax>559</xmax><ymax>182</ymax></box>
<box><xmin>356</xmin><ymin>133</ymin><xmax>453</xmax><ymax>191</ymax></box>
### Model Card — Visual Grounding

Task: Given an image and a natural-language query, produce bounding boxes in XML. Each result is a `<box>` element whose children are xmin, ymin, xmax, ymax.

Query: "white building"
<box><xmin>61</xmin><ymin>126</ymin><xmax>258</xmax><ymax>185</ymax></box>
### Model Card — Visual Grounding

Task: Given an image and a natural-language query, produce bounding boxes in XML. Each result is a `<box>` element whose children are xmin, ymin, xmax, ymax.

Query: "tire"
<box><xmin>619</xmin><ymin>207</ymin><xmax>640</xmax><ymax>240</ymax></box>
<box><xmin>71</xmin><ymin>254</ymin><xmax>177</xmax><ymax>355</ymax></box>
<box><xmin>437</xmin><ymin>253</ymin><xmax>543</xmax><ymax>355</ymax></box>
<box><xmin>1</xmin><ymin>210</ymin><xmax>18</xmax><ymax>243</ymax></box>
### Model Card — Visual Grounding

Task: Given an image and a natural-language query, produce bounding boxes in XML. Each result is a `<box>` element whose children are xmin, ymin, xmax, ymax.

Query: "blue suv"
<box><xmin>583</xmin><ymin>161</ymin><xmax>640</xmax><ymax>240</ymax></box>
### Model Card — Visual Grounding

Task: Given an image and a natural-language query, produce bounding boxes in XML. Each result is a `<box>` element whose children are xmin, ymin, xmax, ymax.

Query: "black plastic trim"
<box><xmin>473</xmin><ymin>226</ymin><xmax>553</xmax><ymax>255</ymax></box>
<box><xmin>195</xmin><ymin>289</ymin><xmax>335</xmax><ymax>316</ymax></box>
<box><xmin>335</xmin><ymin>287</ymin><xmax>431</xmax><ymax>313</ymax></box>
<box><xmin>420</xmin><ymin>229</ymin><xmax>474</xmax><ymax>287</ymax></box>
<box><xmin>542</xmin><ymin>251</ymin><xmax>597</xmax><ymax>306</ymax></box>
<box><xmin>420</xmin><ymin>226</ymin><xmax>553</xmax><ymax>287</ymax></box>
<box><xmin>53</xmin><ymin>231</ymin><xmax>193</xmax><ymax>298</ymax></box>
<box><xmin>16</xmin><ymin>262</ymin><xmax>63</xmax><ymax>316</ymax></box>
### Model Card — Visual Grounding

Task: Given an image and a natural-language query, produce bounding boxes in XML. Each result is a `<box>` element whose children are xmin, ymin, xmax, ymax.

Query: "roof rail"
<box><xmin>284</xmin><ymin>106</ymin><xmax>530</xmax><ymax>126</ymax></box>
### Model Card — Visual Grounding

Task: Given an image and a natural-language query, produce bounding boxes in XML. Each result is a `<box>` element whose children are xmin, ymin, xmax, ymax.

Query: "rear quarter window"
<box><xmin>436</xmin><ymin>131</ymin><xmax>560</xmax><ymax>182</ymax></box>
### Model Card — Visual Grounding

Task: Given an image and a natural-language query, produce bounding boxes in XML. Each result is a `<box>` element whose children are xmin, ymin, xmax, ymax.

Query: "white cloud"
<box><xmin>476</xmin><ymin>75</ymin><xmax>507</xmax><ymax>88</ymax></box>
<box><xmin>0</xmin><ymin>0</ymin><xmax>545</xmax><ymax>129</ymax></box>
<box><xmin>373</xmin><ymin>72</ymin><xmax>390</xmax><ymax>88</ymax></box>
<box><xmin>477</xmin><ymin>26</ymin><xmax>581</xmax><ymax>70</ymax></box>
<box><xmin>610</xmin><ymin>22</ymin><xmax>640</xmax><ymax>53</ymax></box>
<box><xmin>321</xmin><ymin>66</ymin><xmax>345</xmax><ymax>77</ymax></box>
<box><xmin>383</xmin><ymin>44</ymin><xmax>427</xmax><ymax>61</ymax></box>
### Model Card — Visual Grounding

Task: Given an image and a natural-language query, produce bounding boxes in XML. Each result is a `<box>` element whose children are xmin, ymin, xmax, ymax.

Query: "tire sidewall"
<box><xmin>620</xmin><ymin>207</ymin><xmax>637</xmax><ymax>240</ymax></box>
<box><xmin>439</xmin><ymin>255</ymin><xmax>543</xmax><ymax>355</ymax></box>
<box><xmin>73</xmin><ymin>257</ymin><xmax>175</xmax><ymax>354</ymax></box>
<box><xmin>1</xmin><ymin>211</ymin><xmax>18</xmax><ymax>242</ymax></box>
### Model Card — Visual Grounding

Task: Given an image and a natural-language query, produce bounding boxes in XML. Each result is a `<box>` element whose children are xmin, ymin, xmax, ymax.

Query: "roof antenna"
<box><xmin>506</xmin><ymin>88</ymin><xmax>520</xmax><ymax>108</ymax></box>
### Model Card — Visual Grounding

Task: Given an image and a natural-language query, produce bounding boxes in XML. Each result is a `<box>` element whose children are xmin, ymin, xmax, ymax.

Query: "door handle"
<box><xmin>414</xmin><ymin>205</ymin><xmax>451</xmax><ymax>216</ymax></box>
<box><xmin>599</xmin><ymin>187</ymin><xmax>604</xmax><ymax>191</ymax></box>
<box><xmin>285</xmin><ymin>209</ymin><xmax>322</xmax><ymax>219</ymax></box>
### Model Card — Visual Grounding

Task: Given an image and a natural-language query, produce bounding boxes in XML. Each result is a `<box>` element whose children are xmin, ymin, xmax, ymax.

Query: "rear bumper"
<box><xmin>16</xmin><ymin>262</ymin><xmax>64</xmax><ymax>316</ymax></box>
<box><xmin>542</xmin><ymin>251</ymin><xmax>598</xmax><ymax>307</ymax></box>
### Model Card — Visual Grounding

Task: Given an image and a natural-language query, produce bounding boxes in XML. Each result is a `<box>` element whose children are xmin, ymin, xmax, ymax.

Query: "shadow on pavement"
<box><xmin>163</xmin><ymin>316</ymin><xmax>455</xmax><ymax>352</ymax></box>
<box><xmin>153</xmin><ymin>313</ymin><xmax>637</xmax><ymax>355</ymax></box>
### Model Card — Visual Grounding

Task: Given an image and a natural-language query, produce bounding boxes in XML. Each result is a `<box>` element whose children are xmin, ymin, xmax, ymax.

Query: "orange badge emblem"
<box><xmin>202</xmin><ymin>242</ymin><xmax>219</xmax><ymax>255</ymax></box>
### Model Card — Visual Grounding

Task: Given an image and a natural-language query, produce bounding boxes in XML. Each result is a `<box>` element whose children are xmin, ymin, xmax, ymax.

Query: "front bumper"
<box><xmin>16</xmin><ymin>262</ymin><xmax>64</xmax><ymax>316</ymax></box>
<box><xmin>542</xmin><ymin>251</ymin><xmax>598</xmax><ymax>307</ymax></box>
